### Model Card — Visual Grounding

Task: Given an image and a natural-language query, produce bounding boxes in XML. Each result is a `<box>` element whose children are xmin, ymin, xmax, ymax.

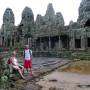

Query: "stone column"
<box><xmin>34</xmin><ymin>39</ymin><xmax>36</xmax><ymax>50</ymax></box>
<box><xmin>10</xmin><ymin>37</ymin><xmax>12</xmax><ymax>47</ymax></box>
<box><xmin>40</xmin><ymin>37</ymin><xmax>42</xmax><ymax>50</ymax></box>
<box><xmin>28</xmin><ymin>38</ymin><xmax>32</xmax><ymax>47</ymax></box>
<box><xmin>0</xmin><ymin>37</ymin><xmax>2</xmax><ymax>46</ymax></box>
<box><xmin>2</xmin><ymin>37</ymin><xmax>5</xmax><ymax>47</ymax></box>
<box><xmin>70</xmin><ymin>37</ymin><xmax>75</xmax><ymax>50</ymax></box>
<box><xmin>81</xmin><ymin>31</ymin><xmax>86</xmax><ymax>50</ymax></box>
<box><xmin>12</xmin><ymin>38</ymin><xmax>15</xmax><ymax>46</ymax></box>
<box><xmin>27</xmin><ymin>38</ymin><xmax>29</xmax><ymax>44</ymax></box>
<box><xmin>10</xmin><ymin>39</ymin><xmax>12</xmax><ymax>47</ymax></box>
<box><xmin>81</xmin><ymin>37</ymin><xmax>85</xmax><ymax>50</ymax></box>
<box><xmin>70</xmin><ymin>31</ymin><xmax>75</xmax><ymax>50</ymax></box>
<box><xmin>58</xmin><ymin>36</ymin><xmax>62</xmax><ymax>50</ymax></box>
<box><xmin>49</xmin><ymin>37</ymin><xmax>51</xmax><ymax>49</ymax></box>
<box><xmin>20</xmin><ymin>36</ymin><xmax>24</xmax><ymax>46</ymax></box>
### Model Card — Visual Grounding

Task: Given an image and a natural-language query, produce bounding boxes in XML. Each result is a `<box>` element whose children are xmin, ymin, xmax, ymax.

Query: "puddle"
<box><xmin>77</xmin><ymin>84</ymin><xmax>90</xmax><ymax>88</ymax></box>
<box><xmin>49</xmin><ymin>79</ymin><xmax>58</xmax><ymax>82</ymax></box>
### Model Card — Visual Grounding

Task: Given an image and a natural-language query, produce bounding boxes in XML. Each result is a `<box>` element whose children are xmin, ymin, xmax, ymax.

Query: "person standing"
<box><xmin>23</xmin><ymin>45</ymin><xmax>32</xmax><ymax>75</ymax></box>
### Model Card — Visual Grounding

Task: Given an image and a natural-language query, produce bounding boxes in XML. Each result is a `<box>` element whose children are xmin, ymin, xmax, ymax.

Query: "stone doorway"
<box><xmin>16</xmin><ymin>36</ymin><xmax>20</xmax><ymax>42</ymax></box>
<box><xmin>75</xmin><ymin>39</ymin><xmax>81</xmax><ymax>48</ymax></box>
<box><xmin>87</xmin><ymin>38</ymin><xmax>90</xmax><ymax>47</ymax></box>
<box><xmin>84</xmin><ymin>19</ymin><xmax>90</xmax><ymax>27</ymax></box>
<box><xmin>12</xmin><ymin>39</ymin><xmax>14</xmax><ymax>46</ymax></box>
<box><xmin>36</xmin><ymin>38</ymin><xmax>40</xmax><ymax>50</ymax></box>
<box><xmin>2</xmin><ymin>37</ymin><xmax>4</xmax><ymax>46</ymax></box>
<box><xmin>41</xmin><ymin>37</ymin><xmax>49</xmax><ymax>50</ymax></box>
<box><xmin>60</xmin><ymin>35</ymin><xmax>69</xmax><ymax>49</ymax></box>
<box><xmin>51</xmin><ymin>36</ymin><xmax>58</xmax><ymax>49</ymax></box>
<box><xmin>7</xmin><ymin>38</ymin><xmax>10</xmax><ymax>47</ymax></box>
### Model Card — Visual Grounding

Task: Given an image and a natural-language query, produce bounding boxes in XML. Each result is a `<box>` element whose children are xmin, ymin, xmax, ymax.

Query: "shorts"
<box><xmin>24</xmin><ymin>59</ymin><xmax>32</xmax><ymax>69</ymax></box>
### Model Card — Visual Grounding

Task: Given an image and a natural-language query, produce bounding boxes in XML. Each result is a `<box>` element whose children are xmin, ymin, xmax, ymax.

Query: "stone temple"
<box><xmin>0</xmin><ymin>0</ymin><xmax>90</xmax><ymax>51</ymax></box>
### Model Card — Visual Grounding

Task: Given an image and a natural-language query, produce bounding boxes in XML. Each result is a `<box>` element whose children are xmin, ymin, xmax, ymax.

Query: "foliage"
<box><xmin>1</xmin><ymin>76</ymin><xmax>8</xmax><ymax>82</ymax></box>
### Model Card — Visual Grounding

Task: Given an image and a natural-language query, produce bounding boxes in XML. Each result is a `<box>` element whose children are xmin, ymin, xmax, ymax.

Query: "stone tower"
<box><xmin>55</xmin><ymin>12</ymin><xmax>65</xmax><ymax>27</ymax></box>
<box><xmin>44</xmin><ymin>3</ymin><xmax>55</xmax><ymax>25</ymax></box>
<box><xmin>19</xmin><ymin>6</ymin><xmax>34</xmax><ymax>45</ymax></box>
<box><xmin>45</xmin><ymin>3</ymin><xmax>55</xmax><ymax>17</ymax></box>
<box><xmin>35</xmin><ymin>14</ymin><xmax>44</xmax><ymax>33</ymax></box>
<box><xmin>78</xmin><ymin>0</ymin><xmax>90</xmax><ymax>27</ymax></box>
<box><xmin>3</xmin><ymin>8</ymin><xmax>14</xmax><ymax>24</ymax></box>
<box><xmin>20</xmin><ymin>6</ymin><xmax>34</xmax><ymax>36</ymax></box>
<box><xmin>1</xmin><ymin>8</ymin><xmax>15</xmax><ymax>46</ymax></box>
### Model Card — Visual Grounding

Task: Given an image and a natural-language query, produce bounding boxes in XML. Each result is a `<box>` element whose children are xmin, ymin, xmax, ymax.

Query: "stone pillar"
<box><xmin>12</xmin><ymin>38</ymin><xmax>15</xmax><ymax>46</ymax></box>
<box><xmin>40</xmin><ymin>37</ymin><xmax>42</xmax><ymax>50</ymax></box>
<box><xmin>58</xmin><ymin>36</ymin><xmax>62</xmax><ymax>50</ymax></box>
<box><xmin>10</xmin><ymin>37</ymin><xmax>12</xmax><ymax>47</ymax></box>
<box><xmin>2</xmin><ymin>37</ymin><xmax>5</xmax><ymax>47</ymax></box>
<box><xmin>27</xmin><ymin>38</ymin><xmax>29</xmax><ymax>44</ymax></box>
<box><xmin>34</xmin><ymin>39</ymin><xmax>36</xmax><ymax>50</ymax></box>
<box><xmin>70</xmin><ymin>37</ymin><xmax>75</xmax><ymax>50</ymax></box>
<box><xmin>81</xmin><ymin>37</ymin><xmax>85</xmax><ymax>50</ymax></box>
<box><xmin>70</xmin><ymin>31</ymin><xmax>75</xmax><ymax>50</ymax></box>
<box><xmin>81</xmin><ymin>31</ymin><xmax>86</xmax><ymax>50</ymax></box>
<box><xmin>49</xmin><ymin>37</ymin><xmax>51</xmax><ymax>49</ymax></box>
<box><xmin>21</xmin><ymin>36</ymin><xmax>24</xmax><ymax>46</ymax></box>
<box><xmin>0</xmin><ymin>37</ymin><xmax>2</xmax><ymax>46</ymax></box>
<box><xmin>28</xmin><ymin>38</ymin><xmax>32</xmax><ymax>47</ymax></box>
<box><xmin>10</xmin><ymin>39</ymin><xmax>12</xmax><ymax>47</ymax></box>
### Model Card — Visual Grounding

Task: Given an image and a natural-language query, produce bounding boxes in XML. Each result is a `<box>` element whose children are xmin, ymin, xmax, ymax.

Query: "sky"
<box><xmin>0</xmin><ymin>0</ymin><xmax>81</xmax><ymax>27</ymax></box>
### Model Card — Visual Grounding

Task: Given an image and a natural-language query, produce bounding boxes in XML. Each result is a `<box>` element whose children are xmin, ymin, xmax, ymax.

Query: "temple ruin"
<box><xmin>0</xmin><ymin>0</ymin><xmax>90</xmax><ymax>51</ymax></box>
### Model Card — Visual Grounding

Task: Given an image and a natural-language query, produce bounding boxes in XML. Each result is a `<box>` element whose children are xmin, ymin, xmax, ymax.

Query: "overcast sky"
<box><xmin>0</xmin><ymin>0</ymin><xmax>81</xmax><ymax>27</ymax></box>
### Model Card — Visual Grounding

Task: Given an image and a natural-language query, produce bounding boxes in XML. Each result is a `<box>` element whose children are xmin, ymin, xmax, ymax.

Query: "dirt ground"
<box><xmin>3</xmin><ymin>59</ymin><xmax>90</xmax><ymax>90</ymax></box>
<box><xmin>37</xmin><ymin>60</ymin><xmax>90</xmax><ymax>90</ymax></box>
<box><xmin>59</xmin><ymin>60</ymin><xmax>90</xmax><ymax>74</ymax></box>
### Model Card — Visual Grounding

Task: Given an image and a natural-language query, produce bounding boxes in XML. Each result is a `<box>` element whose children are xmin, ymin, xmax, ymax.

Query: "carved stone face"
<box><xmin>20</xmin><ymin>7</ymin><xmax>34</xmax><ymax>35</ymax></box>
<box><xmin>46</xmin><ymin>3</ymin><xmax>55</xmax><ymax>16</ymax></box>
<box><xmin>3</xmin><ymin>8</ymin><xmax>14</xmax><ymax>24</ymax></box>
<box><xmin>22</xmin><ymin>7</ymin><xmax>34</xmax><ymax>22</ymax></box>
<box><xmin>55</xmin><ymin>12</ymin><xmax>64</xmax><ymax>26</ymax></box>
